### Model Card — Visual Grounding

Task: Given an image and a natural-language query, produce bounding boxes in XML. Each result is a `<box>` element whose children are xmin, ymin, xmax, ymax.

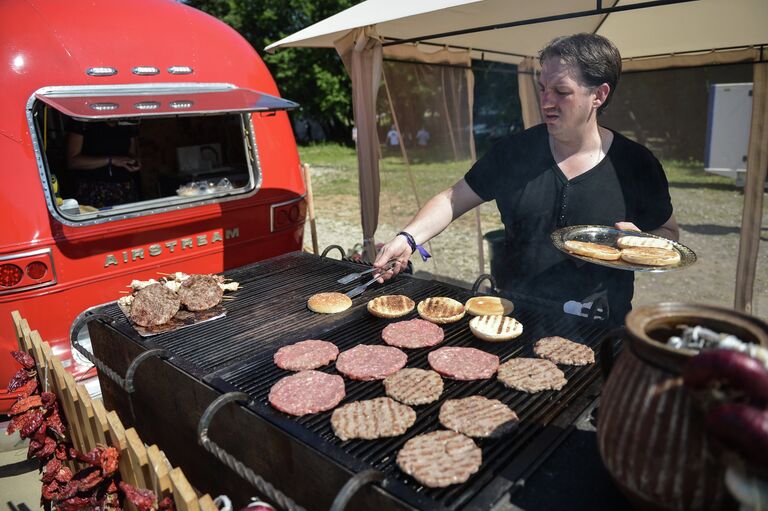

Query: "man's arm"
<box><xmin>373</xmin><ymin>178</ymin><xmax>485</xmax><ymax>279</ymax></box>
<box><xmin>615</xmin><ymin>213</ymin><xmax>679</xmax><ymax>241</ymax></box>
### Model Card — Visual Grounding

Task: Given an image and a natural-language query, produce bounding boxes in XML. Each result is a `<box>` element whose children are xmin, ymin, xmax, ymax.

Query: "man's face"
<box><xmin>538</xmin><ymin>58</ymin><xmax>599</xmax><ymax>137</ymax></box>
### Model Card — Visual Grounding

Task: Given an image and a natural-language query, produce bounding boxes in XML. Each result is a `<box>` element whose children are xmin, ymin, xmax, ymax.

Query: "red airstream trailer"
<box><xmin>0</xmin><ymin>0</ymin><xmax>306</xmax><ymax>412</ymax></box>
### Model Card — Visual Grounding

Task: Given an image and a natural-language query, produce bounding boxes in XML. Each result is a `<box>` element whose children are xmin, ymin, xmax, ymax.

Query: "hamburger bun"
<box><xmin>417</xmin><ymin>297</ymin><xmax>465</xmax><ymax>324</ymax></box>
<box><xmin>469</xmin><ymin>315</ymin><xmax>523</xmax><ymax>342</ymax></box>
<box><xmin>367</xmin><ymin>295</ymin><xmax>416</xmax><ymax>318</ymax></box>
<box><xmin>564</xmin><ymin>240</ymin><xmax>621</xmax><ymax>261</ymax></box>
<box><xmin>465</xmin><ymin>296</ymin><xmax>514</xmax><ymax>316</ymax></box>
<box><xmin>307</xmin><ymin>292</ymin><xmax>352</xmax><ymax>314</ymax></box>
<box><xmin>620</xmin><ymin>246</ymin><xmax>681</xmax><ymax>266</ymax></box>
<box><xmin>617</xmin><ymin>235</ymin><xmax>675</xmax><ymax>251</ymax></box>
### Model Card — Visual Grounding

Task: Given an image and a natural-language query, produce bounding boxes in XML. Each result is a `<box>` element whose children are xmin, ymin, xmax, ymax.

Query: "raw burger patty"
<box><xmin>129</xmin><ymin>283</ymin><xmax>180</xmax><ymax>327</ymax></box>
<box><xmin>274</xmin><ymin>340</ymin><xmax>339</xmax><ymax>371</ymax></box>
<box><xmin>381</xmin><ymin>319</ymin><xmax>444</xmax><ymax>349</ymax></box>
<box><xmin>336</xmin><ymin>345</ymin><xmax>407</xmax><ymax>380</ymax></box>
<box><xmin>428</xmin><ymin>347</ymin><xmax>499</xmax><ymax>380</ymax></box>
<box><xmin>497</xmin><ymin>358</ymin><xmax>567</xmax><ymax>393</ymax></box>
<box><xmin>439</xmin><ymin>396</ymin><xmax>519</xmax><ymax>438</ymax></box>
<box><xmin>331</xmin><ymin>397</ymin><xmax>416</xmax><ymax>441</ymax></box>
<box><xmin>178</xmin><ymin>274</ymin><xmax>223</xmax><ymax>311</ymax></box>
<box><xmin>384</xmin><ymin>368</ymin><xmax>444</xmax><ymax>405</ymax></box>
<box><xmin>534</xmin><ymin>336</ymin><xmax>595</xmax><ymax>366</ymax></box>
<box><xmin>396</xmin><ymin>430</ymin><xmax>482</xmax><ymax>488</ymax></box>
<box><xmin>268</xmin><ymin>370</ymin><xmax>345</xmax><ymax>416</ymax></box>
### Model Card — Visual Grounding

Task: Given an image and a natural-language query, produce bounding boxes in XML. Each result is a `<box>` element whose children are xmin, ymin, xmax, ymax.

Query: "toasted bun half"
<box><xmin>367</xmin><ymin>295</ymin><xmax>416</xmax><ymax>318</ymax></box>
<box><xmin>465</xmin><ymin>296</ymin><xmax>514</xmax><ymax>316</ymax></box>
<box><xmin>417</xmin><ymin>297</ymin><xmax>465</xmax><ymax>324</ymax></box>
<box><xmin>620</xmin><ymin>246</ymin><xmax>681</xmax><ymax>266</ymax></box>
<box><xmin>308</xmin><ymin>292</ymin><xmax>352</xmax><ymax>314</ymax></box>
<box><xmin>617</xmin><ymin>235</ymin><xmax>675</xmax><ymax>251</ymax></box>
<box><xmin>469</xmin><ymin>315</ymin><xmax>523</xmax><ymax>342</ymax></box>
<box><xmin>564</xmin><ymin>240</ymin><xmax>621</xmax><ymax>261</ymax></box>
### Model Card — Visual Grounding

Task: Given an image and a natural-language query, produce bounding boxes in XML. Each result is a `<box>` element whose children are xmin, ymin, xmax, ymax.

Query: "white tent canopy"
<box><xmin>267</xmin><ymin>0</ymin><xmax>767</xmax><ymax>64</ymax></box>
<box><xmin>267</xmin><ymin>0</ymin><xmax>768</xmax><ymax>314</ymax></box>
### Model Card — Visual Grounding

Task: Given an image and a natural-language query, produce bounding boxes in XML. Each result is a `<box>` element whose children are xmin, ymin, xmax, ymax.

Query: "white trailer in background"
<box><xmin>704</xmin><ymin>82</ymin><xmax>754</xmax><ymax>186</ymax></box>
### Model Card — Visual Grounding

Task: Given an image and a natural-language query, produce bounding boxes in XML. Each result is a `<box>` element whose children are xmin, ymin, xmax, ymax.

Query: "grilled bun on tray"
<box><xmin>617</xmin><ymin>235</ymin><xmax>675</xmax><ymax>251</ymax></box>
<box><xmin>564</xmin><ymin>240</ymin><xmax>621</xmax><ymax>261</ymax></box>
<box><xmin>620</xmin><ymin>246</ymin><xmax>681</xmax><ymax>266</ymax></box>
<box><xmin>367</xmin><ymin>295</ymin><xmax>415</xmax><ymax>318</ymax></box>
<box><xmin>417</xmin><ymin>297</ymin><xmax>465</xmax><ymax>324</ymax></box>
<box><xmin>465</xmin><ymin>296</ymin><xmax>514</xmax><ymax>316</ymax></box>
<box><xmin>308</xmin><ymin>292</ymin><xmax>352</xmax><ymax>313</ymax></box>
<box><xmin>469</xmin><ymin>315</ymin><xmax>523</xmax><ymax>342</ymax></box>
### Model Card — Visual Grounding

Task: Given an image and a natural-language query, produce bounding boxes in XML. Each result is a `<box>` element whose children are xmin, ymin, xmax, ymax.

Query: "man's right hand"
<box><xmin>373</xmin><ymin>235</ymin><xmax>412</xmax><ymax>282</ymax></box>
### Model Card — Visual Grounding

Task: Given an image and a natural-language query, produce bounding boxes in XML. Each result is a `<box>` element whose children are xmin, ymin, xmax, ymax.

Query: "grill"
<box><xmin>90</xmin><ymin>251</ymin><xmax>616</xmax><ymax>510</ymax></box>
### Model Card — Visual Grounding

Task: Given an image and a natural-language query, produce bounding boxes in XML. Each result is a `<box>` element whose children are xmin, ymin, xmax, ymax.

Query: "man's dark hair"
<box><xmin>539</xmin><ymin>33</ymin><xmax>622</xmax><ymax>114</ymax></box>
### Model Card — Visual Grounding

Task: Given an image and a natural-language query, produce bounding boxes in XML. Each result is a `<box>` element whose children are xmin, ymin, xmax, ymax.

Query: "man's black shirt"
<box><xmin>464</xmin><ymin>124</ymin><xmax>673</xmax><ymax>320</ymax></box>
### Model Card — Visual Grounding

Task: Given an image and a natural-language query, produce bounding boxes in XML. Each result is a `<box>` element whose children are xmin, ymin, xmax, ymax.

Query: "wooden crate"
<box><xmin>10</xmin><ymin>311</ymin><xmax>218</xmax><ymax>511</ymax></box>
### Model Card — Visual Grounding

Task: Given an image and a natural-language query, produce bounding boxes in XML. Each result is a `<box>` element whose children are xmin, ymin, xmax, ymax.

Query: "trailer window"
<box><xmin>32</xmin><ymin>103</ymin><xmax>260</xmax><ymax>222</ymax></box>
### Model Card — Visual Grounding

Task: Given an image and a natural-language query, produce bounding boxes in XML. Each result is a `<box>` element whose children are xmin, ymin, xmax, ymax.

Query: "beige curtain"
<box><xmin>334</xmin><ymin>27</ymin><xmax>383</xmax><ymax>263</ymax></box>
<box><xmin>735</xmin><ymin>61</ymin><xmax>768</xmax><ymax>313</ymax></box>
<box><xmin>517</xmin><ymin>57</ymin><xmax>542</xmax><ymax>128</ymax></box>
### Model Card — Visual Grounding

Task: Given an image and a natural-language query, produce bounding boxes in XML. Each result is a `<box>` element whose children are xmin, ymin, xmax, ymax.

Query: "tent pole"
<box><xmin>734</xmin><ymin>62</ymin><xmax>768</xmax><ymax>313</ymax></box>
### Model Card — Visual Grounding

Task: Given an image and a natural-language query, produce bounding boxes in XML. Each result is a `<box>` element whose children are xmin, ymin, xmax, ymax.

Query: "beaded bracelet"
<box><xmin>397</xmin><ymin>231</ymin><xmax>431</xmax><ymax>261</ymax></box>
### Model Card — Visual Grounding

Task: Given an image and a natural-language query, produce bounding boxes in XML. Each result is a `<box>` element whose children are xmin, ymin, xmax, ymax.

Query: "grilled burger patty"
<box><xmin>497</xmin><ymin>358</ymin><xmax>567</xmax><ymax>393</ymax></box>
<box><xmin>331</xmin><ymin>397</ymin><xmax>416</xmax><ymax>441</ymax></box>
<box><xmin>129</xmin><ymin>283</ymin><xmax>181</xmax><ymax>327</ymax></box>
<box><xmin>273</xmin><ymin>340</ymin><xmax>339</xmax><ymax>371</ymax></box>
<box><xmin>178</xmin><ymin>274</ymin><xmax>223</xmax><ymax>311</ymax></box>
<box><xmin>396</xmin><ymin>430</ymin><xmax>482</xmax><ymax>488</ymax></box>
<box><xmin>268</xmin><ymin>370</ymin><xmax>345</xmax><ymax>416</ymax></box>
<box><xmin>428</xmin><ymin>347</ymin><xmax>499</xmax><ymax>380</ymax></box>
<box><xmin>336</xmin><ymin>344</ymin><xmax>408</xmax><ymax>380</ymax></box>
<box><xmin>381</xmin><ymin>319</ymin><xmax>445</xmax><ymax>349</ymax></box>
<box><xmin>439</xmin><ymin>396</ymin><xmax>519</xmax><ymax>438</ymax></box>
<box><xmin>383</xmin><ymin>368</ymin><xmax>444</xmax><ymax>405</ymax></box>
<box><xmin>534</xmin><ymin>336</ymin><xmax>595</xmax><ymax>366</ymax></box>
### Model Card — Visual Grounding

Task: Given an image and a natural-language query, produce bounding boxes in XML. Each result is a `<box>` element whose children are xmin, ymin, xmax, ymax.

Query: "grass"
<box><xmin>299</xmin><ymin>143</ymin><xmax>736</xmax><ymax>198</ymax></box>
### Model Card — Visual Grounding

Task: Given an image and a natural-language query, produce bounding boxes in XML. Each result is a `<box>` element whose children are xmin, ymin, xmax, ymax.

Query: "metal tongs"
<box><xmin>337</xmin><ymin>259</ymin><xmax>396</xmax><ymax>285</ymax></box>
<box><xmin>343</xmin><ymin>260</ymin><xmax>397</xmax><ymax>298</ymax></box>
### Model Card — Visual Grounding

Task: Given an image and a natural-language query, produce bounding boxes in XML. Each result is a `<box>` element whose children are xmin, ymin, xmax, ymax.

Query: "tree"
<box><xmin>187</xmin><ymin>0</ymin><xmax>356</xmax><ymax>142</ymax></box>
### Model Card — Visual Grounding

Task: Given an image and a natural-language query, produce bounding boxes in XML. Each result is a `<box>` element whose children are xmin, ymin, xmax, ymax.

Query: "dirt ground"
<box><xmin>304</xmin><ymin>164</ymin><xmax>768</xmax><ymax>320</ymax></box>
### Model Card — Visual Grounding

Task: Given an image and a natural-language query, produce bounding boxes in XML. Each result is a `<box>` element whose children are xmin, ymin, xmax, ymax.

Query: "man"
<box><xmin>373</xmin><ymin>33</ymin><xmax>678</xmax><ymax>323</ymax></box>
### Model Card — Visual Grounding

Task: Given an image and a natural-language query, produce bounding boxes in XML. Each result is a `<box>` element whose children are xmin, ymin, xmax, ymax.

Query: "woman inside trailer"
<box><xmin>66</xmin><ymin>119</ymin><xmax>142</xmax><ymax>209</ymax></box>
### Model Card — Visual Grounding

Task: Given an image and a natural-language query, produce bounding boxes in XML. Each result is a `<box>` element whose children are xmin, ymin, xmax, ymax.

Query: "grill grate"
<box><xmin>96</xmin><ymin>252</ymin><xmax>613</xmax><ymax>510</ymax></box>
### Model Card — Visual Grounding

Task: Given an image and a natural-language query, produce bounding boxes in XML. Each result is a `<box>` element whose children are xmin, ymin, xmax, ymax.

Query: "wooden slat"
<box><xmin>197</xmin><ymin>494</ymin><xmax>218</xmax><ymax>511</ymax></box>
<box><xmin>76</xmin><ymin>383</ymin><xmax>108</xmax><ymax>446</ymax></box>
<box><xmin>105</xmin><ymin>411</ymin><xmax>141</xmax><ymax>490</ymax></box>
<box><xmin>91</xmin><ymin>398</ymin><xmax>111</xmax><ymax>446</ymax></box>
<box><xmin>49</xmin><ymin>356</ymin><xmax>84</xmax><ymax>453</ymax></box>
<box><xmin>125</xmin><ymin>427</ymin><xmax>152</xmax><ymax>491</ymax></box>
<box><xmin>11</xmin><ymin>310</ymin><xmax>24</xmax><ymax>346</ymax></box>
<box><xmin>29</xmin><ymin>330</ymin><xmax>45</xmax><ymax>375</ymax></box>
<box><xmin>146</xmin><ymin>444</ymin><xmax>173</xmax><ymax>499</ymax></box>
<box><xmin>18</xmin><ymin>319</ymin><xmax>33</xmax><ymax>353</ymax></box>
<box><xmin>169</xmin><ymin>467</ymin><xmax>199</xmax><ymax>511</ymax></box>
<box><xmin>63</xmin><ymin>371</ymin><xmax>95</xmax><ymax>453</ymax></box>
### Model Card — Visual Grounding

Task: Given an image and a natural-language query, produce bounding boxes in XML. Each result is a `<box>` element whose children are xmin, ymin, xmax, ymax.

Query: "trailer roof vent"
<box><xmin>132</xmin><ymin>66</ymin><xmax>160</xmax><ymax>76</ymax></box>
<box><xmin>134</xmin><ymin>101</ymin><xmax>160</xmax><ymax>111</ymax></box>
<box><xmin>90</xmin><ymin>102</ymin><xmax>119</xmax><ymax>111</ymax></box>
<box><xmin>86</xmin><ymin>67</ymin><xmax>118</xmax><ymax>77</ymax></box>
<box><xmin>169</xmin><ymin>100</ymin><xmax>194</xmax><ymax>110</ymax></box>
<box><xmin>167</xmin><ymin>66</ymin><xmax>193</xmax><ymax>75</ymax></box>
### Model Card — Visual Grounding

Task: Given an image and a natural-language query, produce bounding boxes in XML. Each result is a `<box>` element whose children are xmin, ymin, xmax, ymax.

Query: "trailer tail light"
<box><xmin>0</xmin><ymin>264</ymin><xmax>23</xmax><ymax>287</ymax></box>
<box><xmin>0</xmin><ymin>249</ymin><xmax>56</xmax><ymax>294</ymax></box>
<box><xmin>270</xmin><ymin>196</ymin><xmax>307</xmax><ymax>232</ymax></box>
<box><xmin>26</xmin><ymin>261</ymin><xmax>48</xmax><ymax>280</ymax></box>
